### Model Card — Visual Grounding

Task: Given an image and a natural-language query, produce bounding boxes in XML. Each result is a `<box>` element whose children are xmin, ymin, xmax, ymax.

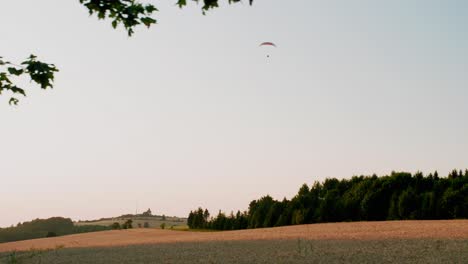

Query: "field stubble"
<box><xmin>0</xmin><ymin>220</ymin><xmax>467</xmax><ymax>263</ymax></box>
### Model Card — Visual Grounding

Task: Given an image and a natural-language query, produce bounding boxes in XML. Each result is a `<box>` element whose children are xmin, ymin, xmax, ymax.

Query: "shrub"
<box><xmin>122</xmin><ymin>219</ymin><xmax>133</xmax><ymax>229</ymax></box>
<box><xmin>111</xmin><ymin>222</ymin><xmax>121</xmax><ymax>230</ymax></box>
<box><xmin>46</xmin><ymin>231</ymin><xmax>57</xmax><ymax>237</ymax></box>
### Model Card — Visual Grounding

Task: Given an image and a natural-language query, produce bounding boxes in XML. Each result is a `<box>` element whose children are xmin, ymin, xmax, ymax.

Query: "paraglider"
<box><xmin>260</xmin><ymin>42</ymin><xmax>277</xmax><ymax>47</ymax></box>
<box><xmin>260</xmin><ymin>42</ymin><xmax>277</xmax><ymax>58</ymax></box>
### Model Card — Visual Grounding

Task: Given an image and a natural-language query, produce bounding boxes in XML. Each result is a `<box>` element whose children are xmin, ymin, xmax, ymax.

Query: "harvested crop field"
<box><xmin>0</xmin><ymin>220</ymin><xmax>467</xmax><ymax>253</ymax></box>
<box><xmin>2</xmin><ymin>239</ymin><xmax>468</xmax><ymax>264</ymax></box>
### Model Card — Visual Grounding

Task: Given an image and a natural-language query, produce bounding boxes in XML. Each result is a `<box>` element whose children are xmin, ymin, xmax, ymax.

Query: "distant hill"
<box><xmin>76</xmin><ymin>214</ymin><xmax>187</xmax><ymax>229</ymax></box>
<box><xmin>0</xmin><ymin>217</ymin><xmax>109</xmax><ymax>244</ymax></box>
<box><xmin>1</xmin><ymin>213</ymin><xmax>187</xmax><ymax>244</ymax></box>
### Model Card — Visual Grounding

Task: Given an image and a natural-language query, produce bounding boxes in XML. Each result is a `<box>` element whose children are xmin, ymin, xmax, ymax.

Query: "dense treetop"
<box><xmin>189</xmin><ymin>170</ymin><xmax>468</xmax><ymax>230</ymax></box>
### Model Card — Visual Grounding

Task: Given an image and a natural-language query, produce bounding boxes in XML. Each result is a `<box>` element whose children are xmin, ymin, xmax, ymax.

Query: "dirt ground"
<box><xmin>1</xmin><ymin>220</ymin><xmax>467</xmax><ymax>253</ymax></box>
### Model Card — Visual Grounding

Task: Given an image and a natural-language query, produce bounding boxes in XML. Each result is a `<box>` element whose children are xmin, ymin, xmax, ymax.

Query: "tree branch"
<box><xmin>0</xmin><ymin>55</ymin><xmax>59</xmax><ymax>105</ymax></box>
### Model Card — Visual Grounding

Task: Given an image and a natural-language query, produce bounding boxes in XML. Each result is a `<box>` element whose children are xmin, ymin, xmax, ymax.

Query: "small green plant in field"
<box><xmin>1</xmin><ymin>247</ymin><xmax>58</xmax><ymax>264</ymax></box>
<box><xmin>27</xmin><ymin>248</ymin><xmax>47</xmax><ymax>264</ymax></box>
<box><xmin>7</xmin><ymin>251</ymin><xmax>17</xmax><ymax>264</ymax></box>
<box><xmin>160</xmin><ymin>223</ymin><xmax>166</xmax><ymax>229</ymax></box>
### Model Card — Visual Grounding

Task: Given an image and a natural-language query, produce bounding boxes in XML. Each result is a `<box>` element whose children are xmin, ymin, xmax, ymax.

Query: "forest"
<box><xmin>0</xmin><ymin>217</ymin><xmax>109</xmax><ymax>243</ymax></box>
<box><xmin>188</xmin><ymin>170</ymin><xmax>468</xmax><ymax>230</ymax></box>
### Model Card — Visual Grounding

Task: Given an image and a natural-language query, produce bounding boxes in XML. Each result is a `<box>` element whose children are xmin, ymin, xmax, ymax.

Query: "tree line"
<box><xmin>188</xmin><ymin>170</ymin><xmax>468</xmax><ymax>230</ymax></box>
<box><xmin>0</xmin><ymin>217</ymin><xmax>109</xmax><ymax>243</ymax></box>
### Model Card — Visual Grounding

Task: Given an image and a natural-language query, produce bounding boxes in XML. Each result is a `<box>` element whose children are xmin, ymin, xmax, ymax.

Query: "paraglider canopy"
<box><xmin>260</xmin><ymin>42</ymin><xmax>277</xmax><ymax>47</ymax></box>
<box><xmin>260</xmin><ymin>42</ymin><xmax>277</xmax><ymax>58</ymax></box>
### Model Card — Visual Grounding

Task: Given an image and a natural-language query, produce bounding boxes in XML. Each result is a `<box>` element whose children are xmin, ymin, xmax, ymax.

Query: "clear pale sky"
<box><xmin>1</xmin><ymin>0</ymin><xmax>467</xmax><ymax>227</ymax></box>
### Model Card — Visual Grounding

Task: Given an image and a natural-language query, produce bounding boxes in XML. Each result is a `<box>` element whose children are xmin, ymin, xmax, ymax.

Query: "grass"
<box><xmin>1</xmin><ymin>239</ymin><xmax>466</xmax><ymax>264</ymax></box>
<box><xmin>0</xmin><ymin>247</ymin><xmax>58</xmax><ymax>264</ymax></box>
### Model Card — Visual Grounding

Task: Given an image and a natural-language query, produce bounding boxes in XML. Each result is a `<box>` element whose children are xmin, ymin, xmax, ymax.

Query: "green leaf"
<box><xmin>141</xmin><ymin>17</ymin><xmax>156</xmax><ymax>28</ymax></box>
<box><xmin>9</xmin><ymin>86</ymin><xmax>26</xmax><ymax>96</ymax></box>
<box><xmin>80</xmin><ymin>0</ymin><xmax>159</xmax><ymax>36</ymax></box>
<box><xmin>0</xmin><ymin>72</ymin><xmax>12</xmax><ymax>83</ymax></box>
<box><xmin>145</xmin><ymin>5</ymin><xmax>158</xmax><ymax>13</ymax></box>
<box><xmin>177</xmin><ymin>0</ymin><xmax>187</xmax><ymax>8</ymax></box>
<box><xmin>79</xmin><ymin>0</ymin><xmax>253</xmax><ymax>36</ymax></box>
<box><xmin>9</xmin><ymin>97</ymin><xmax>19</xmax><ymax>105</ymax></box>
<box><xmin>7</xmin><ymin>67</ymin><xmax>24</xmax><ymax>76</ymax></box>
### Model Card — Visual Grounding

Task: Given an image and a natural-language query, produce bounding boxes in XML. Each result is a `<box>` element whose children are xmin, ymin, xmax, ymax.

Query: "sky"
<box><xmin>0</xmin><ymin>0</ymin><xmax>467</xmax><ymax>227</ymax></box>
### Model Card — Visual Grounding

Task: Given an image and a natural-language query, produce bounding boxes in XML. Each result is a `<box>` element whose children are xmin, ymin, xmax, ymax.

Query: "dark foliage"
<box><xmin>121</xmin><ymin>219</ymin><xmax>133</xmax><ymax>229</ymax></box>
<box><xmin>110</xmin><ymin>222</ymin><xmax>121</xmax><ymax>230</ymax></box>
<box><xmin>176</xmin><ymin>0</ymin><xmax>253</xmax><ymax>14</ymax></box>
<box><xmin>187</xmin><ymin>207</ymin><xmax>212</xmax><ymax>229</ymax></box>
<box><xmin>189</xmin><ymin>170</ymin><xmax>468</xmax><ymax>230</ymax></box>
<box><xmin>0</xmin><ymin>217</ymin><xmax>110</xmax><ymax>243</ymax></box>
<box><xmin>3</xmin><ymin>1</ymin><xmax>250</xmax><ymax>104</ymax></box>
<box><xmin>0</xmin><ymin>55</ymin><xmax>58</xmax><ymax>105</ymax></box>
<box><xmin>46</xmin><ymin>231</ymin><xmax>57</xmax><ymax>237</ymax></box>
<box><xmin>80</xmin><ymin>0</ymin><xmax>253</xmax><ymax>36</ymax></box>
<box><xmin>79</xmin><ymin>0</ymin><xmax>158</xmax><ymax>36</ymax></box>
